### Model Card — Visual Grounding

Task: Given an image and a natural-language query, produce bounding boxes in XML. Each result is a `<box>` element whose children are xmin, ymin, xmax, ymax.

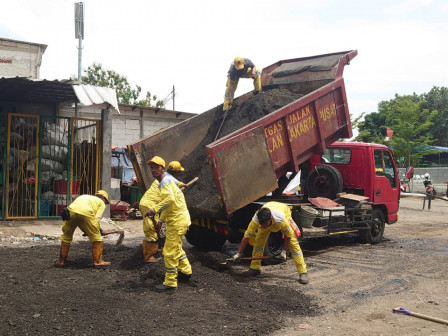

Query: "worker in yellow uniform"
<box><xmin>223</xmin><ymin>57</ymin><xmax>261</xmax><ymax>111</ymax></box>
<box><xmin>146</xmin><ymin>156</ymin><xmax>192</xmax><ymax>292</ymax></box>
<box><xmin>54</xmin><ymin>190</ymin><xmax>111</xmax><ymax>268</ymax></box>
<box><xmin>139</xmin><ymin>159</ymin><xmax>186</xmax><ymax>263</ymax></box>
<box><xmin>233</xmin><ymin>201</ymin><xmax>309</xmax><ymax>284</ymax></box>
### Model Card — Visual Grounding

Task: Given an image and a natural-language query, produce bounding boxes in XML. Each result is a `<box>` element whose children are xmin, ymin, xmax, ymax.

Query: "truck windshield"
<box><xmin>322</xmin><ymin>148</ymin><xmax>351</xmax><ymax>164</ymax></box>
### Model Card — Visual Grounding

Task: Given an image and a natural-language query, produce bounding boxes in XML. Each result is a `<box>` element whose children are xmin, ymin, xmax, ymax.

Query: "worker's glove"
<box><xmin>280</xmin><ymin>249</ymin><xmax>288</xmax><ymax>261</ymax></box>
<box><xmin>253</xmin><ymin>90</ymin><xmax>260</xmax><ymax>95</ymax></box>
<box><xmin>233</xmin><ymin>252</ymin><xmax>243</xmax><ymax>261</ymax></box>
<box><xmin>100</xmin><ymin>228</ymin><xmax>106</xmax><ymax>236</ymax></box>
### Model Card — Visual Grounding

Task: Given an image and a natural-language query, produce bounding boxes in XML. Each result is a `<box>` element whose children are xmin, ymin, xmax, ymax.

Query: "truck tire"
<box><xmin>306</xmin><ymin>165</ymin><xmax>343</xmax><ymax>199</ymax></box>
<box><xmin>185</xmin><ymin>225</ymin><xmax>227</xmax><ymax>251</ymax></box>
<box><xmin>264</xmin><ymin>231</ymin><xmax>284</xmax><ymax>257</ymax></box>
<box><xmin>359</xmin><ymin>208</ymin><xmax>385</xmax><ymax>244</ymax></box>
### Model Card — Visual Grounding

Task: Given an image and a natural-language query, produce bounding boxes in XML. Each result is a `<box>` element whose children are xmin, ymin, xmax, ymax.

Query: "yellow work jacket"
<box><xmin>139</xmin><ymin>180</ymin><xmax>160</xmax><ymax>214</ymax></box>
<box><xmin>244</xmin><ymin>201</ymin><xmax>293</xmax><ymax>239</ymax></box>
<box><xmin>68</xmin><ymin>195</ymin><xmax>105</xmax><ymax>221</ymax></box>
<box><xmin>139</xmin><ymin>174</ymin><xmax>183</xmax><ymax>214</ymax></box>
<box><xmin>152</xmin><ymin>175</ymin><xmax>190</xmax><ymax>231</ymax></box>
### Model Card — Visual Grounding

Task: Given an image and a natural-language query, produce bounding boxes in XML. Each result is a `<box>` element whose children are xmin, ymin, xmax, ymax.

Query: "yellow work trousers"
<box><xmin>223</xmin><ymin>70</ymin><xmax>261</xmax><ymax>111</ymax></box>
<box><xmin>142</xmin><ymin>216</ymin><xmax>159</xmax><ymax>242</ymax></box>
<box><xmin>60</xmin><ymin>211</ymin><xmax>102</xmax><ymax>243</ymax></box>
<box><xmin>250</xmin><ymin>229</ymin><xmax>307</xmax><ymax>274</ymax></box>
<box><xmin>162</xmin><ymin>226</ymin><xmax>192</xmax><ymax>287</ymax></box>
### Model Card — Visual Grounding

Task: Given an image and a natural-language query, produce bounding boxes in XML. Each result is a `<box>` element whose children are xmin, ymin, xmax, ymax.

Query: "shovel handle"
<box><xmin>226</xmin><ymin>256</ymin><xmax>269</xmax><ymax>261</ymax></box>
<box><xmin>393</xmin><ymin>307</ymin><xmax>448</xmax><ymax>325</ymax></box>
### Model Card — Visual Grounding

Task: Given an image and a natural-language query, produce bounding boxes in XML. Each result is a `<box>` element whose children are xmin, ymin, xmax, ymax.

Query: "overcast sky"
<box><xmin>1</xmin><ymin>0</ymin><xmax>448</xmax><ymax>123</ymax></box>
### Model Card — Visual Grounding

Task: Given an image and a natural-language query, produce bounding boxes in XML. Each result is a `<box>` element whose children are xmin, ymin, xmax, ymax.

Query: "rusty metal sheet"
<box><xmin>128</xmin><ymin>107</ymin><xmax>217</xmax><ymax>190</ymax></box>
<box><xmin>206</xmin><ymin>126</ymin><xmax>278</xmax><ymax>215</ymax></box>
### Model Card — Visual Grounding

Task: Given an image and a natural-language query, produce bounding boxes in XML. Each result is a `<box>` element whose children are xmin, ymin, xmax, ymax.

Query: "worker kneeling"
<box><xmin>233</xmin><ymin>201</ymin><xmax>309</xmax><ymax>284</ymax></box>
<box><xmin>54</xmin><ymin>190</ymin><xmax>111</xmax><ymax>268</ymax></box>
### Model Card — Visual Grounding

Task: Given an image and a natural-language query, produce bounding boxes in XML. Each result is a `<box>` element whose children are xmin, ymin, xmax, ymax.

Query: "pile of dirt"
<box><xmin>0</xmin><ymin>242</ymin><xmax>317</xmax><ymax>335</ymax></box>
<box><xmin>181</xmin><ymin>88</ymin><xmax>303</xmax><ymax>214</ymax></box>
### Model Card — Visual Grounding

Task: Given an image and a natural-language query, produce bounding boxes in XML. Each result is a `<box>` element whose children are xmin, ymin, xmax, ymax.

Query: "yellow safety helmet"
<box><xmin>95</xmin><ymin>190</ymin><xmax>110</xmax><ymax>204</ymax></box>
<box><xmin>146</xmin><ymin>155</ymin><xmax>166</xmax><ymax>168</ymax></box>
<box><xmin>168</xmin><ymin>161</ymin><xmax>185</xmax><ymax>171</ymax></box>
<box><xmin>234</xmin><ymin>57</ymin><xmax>244</xmax><ymax>70</ymax></box>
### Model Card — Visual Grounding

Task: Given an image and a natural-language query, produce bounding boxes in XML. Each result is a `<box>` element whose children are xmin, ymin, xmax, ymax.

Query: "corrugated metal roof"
<box><xmin>0</xmin><ymin>77</ymin><xmax>119</xmax><ymax>113</ymax></box>
<box><xmin>73</xmin><ymin>84</ymin><xmax>119</xmax><ymax>113</ymax></box>
<box><xmin>0</xmin><ymin>77</ymin><xmax>77</xmax><ymax>104</ymax></box>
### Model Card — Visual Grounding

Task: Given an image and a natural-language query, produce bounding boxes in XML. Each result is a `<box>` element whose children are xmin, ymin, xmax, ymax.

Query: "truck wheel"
<box><xmin>359</xmin><ymin>208</ymin><xmax>385</xmax><ymax>244</ymax></box>
<box><xmin>306</xmin><ymin>165</ymin><xmax>343</xmax><ymax>199</ymax></box>
<box><xmin>264</xmin><ymin>231</ymin><xmax>284</xmax><ymax>257</ymax></box>
<box><xmin>185</xmin><ymin>225</ymin><xmax>227</xmax><ymax>251</ymax></box>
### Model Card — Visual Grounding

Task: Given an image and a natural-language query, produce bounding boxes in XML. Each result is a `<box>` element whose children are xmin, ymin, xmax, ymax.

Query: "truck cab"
<box><xmin>308</xmin><ymin>142</ymin><xmax>400</xmax><ymax>224</ymax></box>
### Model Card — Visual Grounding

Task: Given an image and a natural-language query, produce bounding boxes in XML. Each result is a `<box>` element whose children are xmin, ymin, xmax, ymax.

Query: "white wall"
<box><xmin>0</xmin><ymin>38</ymin><xmax>46</xmax><ymax>79</ymax></box>
<box><xmin>59</xmin><ymin>103</ymin><xmax>196</xmax><ymax>148</ymax></box>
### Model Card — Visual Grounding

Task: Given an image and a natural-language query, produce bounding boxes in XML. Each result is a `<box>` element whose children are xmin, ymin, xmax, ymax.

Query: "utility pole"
<box><xmin>172</xmin><ymin>85</ymin><xmax>175</xmax><ymax>111</ymax></box>
<box><xmin>163</xmin><ymin>85</ymin><xmax>176</xmax><ymax>110</ymax></box>
<box><xmin>75</xmin><ymin>2</ymin><xmax>84</xmax><ymax>82</ymax></box>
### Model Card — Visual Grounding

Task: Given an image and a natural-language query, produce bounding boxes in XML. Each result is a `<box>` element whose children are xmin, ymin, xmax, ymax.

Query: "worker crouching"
<box><xmin>54</xmin><ymin>190</ymin><xmax>111</xmax><ymax>268</ymax></box>
<box><xmin>223</xmin><ymin>57</ymin><xmax>261</xmax><ymax>111</ymax></box>
<box><xmin>233</xmin><ymin>201</ymin><xmax>309</xmax><ymax>284</ymax></box>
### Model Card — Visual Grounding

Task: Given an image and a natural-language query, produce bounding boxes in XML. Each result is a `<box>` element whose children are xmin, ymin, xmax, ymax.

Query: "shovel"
<box><xmin>219</xmin><ymin>256</ymin><xmax>269</xmax><ymax>269</ymax></box>
<box><xmin>101</xmin><ymin>230</ymin><xmax>125</xmax><ymax>247</ymax></box>
<box><xmin>393</xmin><ymin>307</ymin><xmax>448</xmax><ymax>325</ymax></box>
<box><xmin>214</xmin><ymin>110</ymin><xmax>228</xmax><ymax>141</ymax></box>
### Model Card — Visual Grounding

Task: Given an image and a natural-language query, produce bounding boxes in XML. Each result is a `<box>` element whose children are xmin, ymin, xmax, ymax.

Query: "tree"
<box><xmin>420</xmin><ymin>86</ymin><xmax>448</xmax><ymax>146</ymax></box>
<box><xmin>385</xmin><ymin>95</ymin><xmax>438</xmax><ymax>166</ymax></box>
<box><xmin>356</xmin><ymin>94</ymin><xmax>439</xmax><ymax>167</ymax></box>
<box><xmin>81</xmin><ymin>63</ymin><xmax>164</xmax><ymax>108</ymax></box>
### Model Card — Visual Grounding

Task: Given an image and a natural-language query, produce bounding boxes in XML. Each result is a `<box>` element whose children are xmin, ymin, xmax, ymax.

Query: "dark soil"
<box><xmin>180</xmin><ymin>89</ymin><xmax>303</xmax><ymax>214</ymax></box>
<box><xmin>0</xmin><ymin>241</ymin><xmax>317</xmax><ymax>336</ymax></box>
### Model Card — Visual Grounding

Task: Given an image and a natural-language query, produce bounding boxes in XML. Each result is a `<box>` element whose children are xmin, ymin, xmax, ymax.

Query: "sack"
<box><xmin>61</xmin><ymin>207</ymin><xmax>71</xmax><ymax>221</ymax></box>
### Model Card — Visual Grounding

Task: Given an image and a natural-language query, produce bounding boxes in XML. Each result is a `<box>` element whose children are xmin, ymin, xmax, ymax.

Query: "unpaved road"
<box><xmin>1</xmin><ymin>196</ymin><xmax>448</xmax><ymax>335</ymax></box>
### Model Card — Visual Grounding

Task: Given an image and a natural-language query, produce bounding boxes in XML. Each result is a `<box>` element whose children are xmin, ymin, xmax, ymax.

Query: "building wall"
<box><xmin>398</xmin><ymin>167</ymin><xmax>448</xmax><ymax>193</ymax></box>
<box><xmin>0</xmin><ymin>38</ymin><xmax>47</xmax><ymax>79</ymax></box>
<box><xmin>59</xmin><ymin>103</ymin><xmax>195</xmax><ymax>148</ymax></box>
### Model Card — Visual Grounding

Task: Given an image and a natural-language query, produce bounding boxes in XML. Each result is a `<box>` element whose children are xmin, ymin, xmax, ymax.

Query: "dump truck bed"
<box><xmin>128</xmin><ymin>50</ymin><xmax>357</xmax><ymax>217</ymax></box>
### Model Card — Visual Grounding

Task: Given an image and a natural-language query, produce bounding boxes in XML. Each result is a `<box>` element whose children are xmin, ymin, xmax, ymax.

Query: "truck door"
<box><xmin>373</xmin><ymin>149</ymin><xmax>399</xmax><ymax>222</ymax></box>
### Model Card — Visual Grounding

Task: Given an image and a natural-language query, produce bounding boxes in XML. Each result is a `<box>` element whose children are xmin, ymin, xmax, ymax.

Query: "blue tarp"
<box><xmin>111</xmin><ymin>147</ymin><xmax>135</xmax><ymax>182</ymax></box>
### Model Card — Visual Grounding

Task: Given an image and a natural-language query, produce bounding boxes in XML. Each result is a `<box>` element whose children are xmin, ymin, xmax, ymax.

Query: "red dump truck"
<box><xmin>128</xmin><ymin>50</ymin><xmax>400</xmax><ymax>253</ymax></box>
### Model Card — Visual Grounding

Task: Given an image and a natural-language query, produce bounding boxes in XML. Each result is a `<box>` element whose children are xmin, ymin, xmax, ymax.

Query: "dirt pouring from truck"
<box><xmin>180</xmin><ymin>88</ymin><xmax>303</xmax><ymax>215</ymax></box>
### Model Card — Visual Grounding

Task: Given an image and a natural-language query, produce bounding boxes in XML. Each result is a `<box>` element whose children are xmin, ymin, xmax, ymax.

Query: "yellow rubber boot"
<box><xmin>92</xmin><ymin>241</ymin><xmax>111</xmax><ymax>267</ymax></box>
<box><xmin>142</xmin><ymin>240</ymin><xmax>161</xmax><ymax>263</ymax></box>
<box><xmin>54</xmin><ymin>242</ymin><xmax>70</xmax><ymax>267</ymax></box>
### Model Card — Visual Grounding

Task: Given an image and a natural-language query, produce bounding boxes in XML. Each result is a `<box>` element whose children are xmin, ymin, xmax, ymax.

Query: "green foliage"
<box><xmin>356</xmin><ymin>93</ymin><xmax>440</xmax><ymax>167</ymax></box>
<box><xmin>81</xmin><ymin>63</ymin><xmax>164</xmax><ymax>107</ymax></box>
<box><xmin>421</xmin><ymin>86</ymin><xmax>448</xmax><ymax>146</ymax></box>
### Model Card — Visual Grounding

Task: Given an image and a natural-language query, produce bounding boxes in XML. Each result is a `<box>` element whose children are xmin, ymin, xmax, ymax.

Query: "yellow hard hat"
<box><xmin>168</xmin><ymin>161</ymin><xmax>185</xmax><ymax>171</ymax></box>
<box><xmin>95</xmin><ymin>190</ymin><xmax>110</xmax><ymax>204</ymax></box>
<box><xmin>146</xmin><ymin>155</ymin><xmax>166</xmax><ymax>168</ymax></box>
<box><xmin>234</xmin><ymin>57</ymin><xmax>244</xmax><ymax>70</ymax></box>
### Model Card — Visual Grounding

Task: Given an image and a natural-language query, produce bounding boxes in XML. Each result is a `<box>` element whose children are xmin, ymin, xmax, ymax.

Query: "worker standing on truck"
<box><xmin>146</xmin><ymin>156</ymin><xmax>193</xmax><ymax>292</ymax></box>
<box><xmin>139</xmin><ymin>158</ymin><xmax>186</xmax><ymax>263</ymax></box>
<box><xmin>54</xmin><ymin>190</ymin><xmax>111</xmax><ymax>268</ymax></box>
<box><xmin>233</xmin><ymin>201</ymin><xmax>309</xmax><ymax>284</ymax></box>
<box><xmin>223</xmin><ymin>57</ymin><xmax>261</xmax><ymax>111</ymax></box>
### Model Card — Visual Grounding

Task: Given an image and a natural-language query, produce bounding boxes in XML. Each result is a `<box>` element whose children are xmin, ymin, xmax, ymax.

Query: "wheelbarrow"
<box><xmin>110</xmin><ymin>200</ymin><xmax>130</xmax><ymax>221</ymax></box>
